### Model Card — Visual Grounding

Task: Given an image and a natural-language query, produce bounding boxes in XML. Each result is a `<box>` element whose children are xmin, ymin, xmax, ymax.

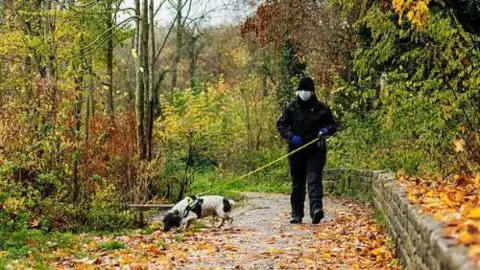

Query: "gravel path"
<box><xmin>170</xmin><ymin>193</ymin><xmax>397</xmax><ymax>269</ymax></box>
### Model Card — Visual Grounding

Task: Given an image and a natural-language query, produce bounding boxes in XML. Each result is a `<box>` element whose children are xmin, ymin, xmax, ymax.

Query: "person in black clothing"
<box><xmin>277</xmin><ymin>77</ymin><xmax>337</xmax><ymax>224</ymax></box>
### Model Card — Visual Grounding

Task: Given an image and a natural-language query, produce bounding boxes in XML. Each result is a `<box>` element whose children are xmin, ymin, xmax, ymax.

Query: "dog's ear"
<box><xmin>198</xmin><ymin>198</ymin><xmax>204</xmax><ymax>203</ymax></box>
<box><xmin>173</xmin><ymin>209</ymin><xmax>180</xmax><ymax>215</ymax></box>
<box><xmin>162</xmin><ymin>212</ymin><xmax>172</xmax><ymax>222</ymax></box>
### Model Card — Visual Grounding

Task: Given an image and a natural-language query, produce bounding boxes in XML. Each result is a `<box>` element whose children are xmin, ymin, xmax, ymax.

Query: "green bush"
<box><xmin>329</xmin><ymin>2</ymin><xmax>480</xmax><ymax>175</ymax></box>
<box><xmin>0</xmin><ymin>162</ymin><xmax>40</xmax><ymax>231</ymax></box>
<box><xmin>156</xmin><ymin>77</ymin><xmax>285</xmax><ymax>201</ymax></box>
<box><xmin>328</xmin><ymin>113</ymin><xmax>438</xmax><ymax>174</ymax></box>
<box><xmin>85</xmin><ymin>183</ymin><xmax>135</xmax><ymax>231</ymax></box>
<box><xmin>0</xmin><ymin>161</ymin><xmax>135</xmax><ymax>232</ymax></box>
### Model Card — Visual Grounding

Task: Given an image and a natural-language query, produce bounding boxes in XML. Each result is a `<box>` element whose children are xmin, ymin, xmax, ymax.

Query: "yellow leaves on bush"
<box><xmin>230</xmin><ymin>47</ymin><xmax>248</xmax><ymax>69</ymax></box>
<box><xmin>392</xmin><ymin>0</ymin><xmax>430</xmax><ymax>28</ymax></box>
<box><xmin>217</xmin><ymin>76</ymin><xmax>227</xmax><ymax>94</ymax></box>
<box><xmin>392</xmin><ymin>0</ymin><xmax>404</xmax><ymax>13</ymax></box>
<box><xmin>454</xmin><ymin>138</ymin><xmax>466</xmax><ymax>152</ymax></box>
<box><xmin>399</xmin><ymin>173</ymin><xmax>480</xmax><ymax>263</ymax></box>
<box><xmin>159</xmin><ymin>82</ymin><xmax>228</xmax><ymax>145</ymax></box>
<box><xmin>157</xmin><ymin>77</ymin><xmax>279</xmax><ymax>169</ymax></box>
<box><xmin>3</xmin><ymin>197</ymin><xmax>26</xmax><ymax>213</ymax></box>
<box><xmin>0</xmin><ymin>32</ymin><xmax>26</xmax><ymax>56</ymax></box>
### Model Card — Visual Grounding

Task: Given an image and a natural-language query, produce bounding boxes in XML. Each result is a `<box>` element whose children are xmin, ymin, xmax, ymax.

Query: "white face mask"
<box><xmin>297</xmin><ymin>90</ymin><xmax>313</xmax><ymax>101</ymax></box>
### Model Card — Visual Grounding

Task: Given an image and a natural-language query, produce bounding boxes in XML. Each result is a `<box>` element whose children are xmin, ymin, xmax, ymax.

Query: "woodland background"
<box><xmin>0</xmin><ymin>0</ymin><xmax>479</xmax><ymax>234</ymax></box>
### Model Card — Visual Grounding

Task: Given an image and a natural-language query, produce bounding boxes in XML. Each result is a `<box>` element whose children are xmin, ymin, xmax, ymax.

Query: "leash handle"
<box><xmin>198</xmin><ymin>137</ymin><xmax>320</xmax><ymax>196</ymax></box>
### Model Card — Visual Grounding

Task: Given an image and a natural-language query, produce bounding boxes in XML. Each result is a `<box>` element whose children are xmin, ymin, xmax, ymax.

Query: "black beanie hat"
<box><xmin>298</xmin><ymin>77</ymin><xmax>315</xmax><ymax>92</ymax></box>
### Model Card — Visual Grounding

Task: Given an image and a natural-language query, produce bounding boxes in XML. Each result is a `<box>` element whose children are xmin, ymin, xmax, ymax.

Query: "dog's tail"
<box><xmin>228</xmin><ymin>199</ymin><xmax>236</xmax><ymax>205</ymax></box>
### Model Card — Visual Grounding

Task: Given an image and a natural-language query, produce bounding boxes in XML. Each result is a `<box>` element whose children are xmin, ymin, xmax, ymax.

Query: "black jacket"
<box><xmin>277</xmin><ymin>97</ymin><xmax>337</xmax><ymax>151</ymax></box>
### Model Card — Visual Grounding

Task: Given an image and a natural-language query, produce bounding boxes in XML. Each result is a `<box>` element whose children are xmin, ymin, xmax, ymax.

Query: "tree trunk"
<box><xmin>141</xmin><ymin>0</ymin><xmax>149</xmax><ymax>108</ymax></box>
<box><xmin>188</xmin><ymin>35</ymin><xmax>197</xmax><ymax>90</ymax></box>
<box><xmin>72</xmin><ymin>32</ymin><xmax>87</xmax><ymax>203</ymax></box>
<box><xmin>45</xmin><ymin>0</ymin><xmax>56</xmax><ymax>78</ymax></box>
<box><xmin>85</xmin><ymin>83</ymin><xmax>92</xmax><ymax>141</ymax></box>
<box><xmin>105</xmin><ymin>0</ymin><xmax>115</xmax><ymax>124</ymax></box>
<box><xmin>140</xmin><ymin>0</ymin><xmax>149</xmax><ymax>158</ymax></box>
<box><xmin>84</xmin><ymin>64</ymin><xmax>94</xmax><ymax>142</ymax></box>
<box><xmin>72</xmin><ymin>76</ymin><xmax>83</xmax><ymax>203</ymax></box>
<box><xmin>146</xmin><ymin>0</ymin><xmax>155</xmax><ymax>160</ymax></box>
<box><xmin>171</xmin><ymin>0</ymin><xmax>183</xmax><ymax>91</ymax></box>
<box><xmin>127</xmin><ymin>37</ymin><xmax>136</xmax><ymax>106</ymax></box>
<box><xmin>135</xmin><ymin>0</ymin><xmax>146</xmax><ymax>159</ymax></box>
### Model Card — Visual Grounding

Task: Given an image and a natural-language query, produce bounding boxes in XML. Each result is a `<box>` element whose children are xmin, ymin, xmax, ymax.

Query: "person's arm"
<box><xmin>277</xmin><ymin>105</ymin><xmax>294</xmax><ymax>140</ymax></box>
<box><xmin>319</xmin><ymin>108</ymin><xmax>338</xmax><ymax>137</ymax></box>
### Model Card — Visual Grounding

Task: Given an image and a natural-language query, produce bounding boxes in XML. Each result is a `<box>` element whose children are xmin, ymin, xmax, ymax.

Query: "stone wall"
<box><xmin>323</xmin><ymin>169</ymin><xmax>478</xmax><ymax>270</ymax></box>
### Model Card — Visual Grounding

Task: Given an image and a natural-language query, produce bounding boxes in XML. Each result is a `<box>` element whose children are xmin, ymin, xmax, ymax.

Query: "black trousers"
<box><xmin>288</xmin><ymin>148</ymin><xmax>326</xmax><ymax>219</ymax></box>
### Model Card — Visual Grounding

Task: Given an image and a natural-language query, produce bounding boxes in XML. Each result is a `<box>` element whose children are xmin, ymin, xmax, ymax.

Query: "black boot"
<box><xmin>290</xmin><ymin>217</ymin><xmax>302</xmax><ymax>224</ymax></box>
<box><xmin>312</xmin><ymin>209</ymin><xmax>324</xmax><ymax>224</ymax></box>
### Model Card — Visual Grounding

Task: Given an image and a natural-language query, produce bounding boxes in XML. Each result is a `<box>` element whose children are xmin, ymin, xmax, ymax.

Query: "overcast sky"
<box><xmin>121</xmin><ymin>0</ymin><xmax>256</xmax><ymax>27</ymax></box>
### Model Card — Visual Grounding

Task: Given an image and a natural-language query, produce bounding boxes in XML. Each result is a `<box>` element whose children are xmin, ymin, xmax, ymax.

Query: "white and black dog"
<box><xmin>162</xmin><ymin>195</ymin><xmax>235</xmax><ymax>232</ymax></box>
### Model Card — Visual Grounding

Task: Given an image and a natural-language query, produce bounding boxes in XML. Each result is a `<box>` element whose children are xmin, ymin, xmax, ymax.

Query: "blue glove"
<box><xmin>318</xmin><ymin>128</ymin><xmax>329</xmax><ymax>138</ymax></box>
<box><xmin>290</xmin><ymin>135</ymin><xmax>303</xmax><ymax>146</ymax></box>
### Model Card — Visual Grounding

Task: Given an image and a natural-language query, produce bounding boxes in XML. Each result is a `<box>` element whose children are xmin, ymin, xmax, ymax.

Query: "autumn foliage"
<box><xmin>400</xmin><ymin>173</ymin><xmax>480</xmax><ymax>263</ymax></box>
<box><xmin>393</xmin><ymin>0</ymin><xmax>430</xmax><ymax>27</ymax></box>
<box><xmin>1</xmin><ymin>0</ymin><xmax>480</xmax><ymax>267</ymax></box>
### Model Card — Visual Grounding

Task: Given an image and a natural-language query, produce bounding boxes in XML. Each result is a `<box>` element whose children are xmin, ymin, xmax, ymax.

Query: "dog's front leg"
<box><xmin>181</xmin><ymin>213</ymin><xmax>197</xmax><ymax>231</ymax></box>
<box><xmin>180</xmin><ymin>218</ymin><xmax>188</xmax><ymax>231</ymax></box>
<box><xmin>180</xmin><ymin>218</ymin><xmax>190</xmax><ymax>231</ymax></box>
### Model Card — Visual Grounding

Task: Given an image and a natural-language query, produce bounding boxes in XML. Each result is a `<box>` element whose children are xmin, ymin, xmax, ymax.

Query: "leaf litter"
<box><xmin>7</xmin><ymin>193</ymin><xmax>398</xmax><ymax>269</ymax></box>
<box><xmin>399</xmin><ymin>173</ymin><xmax>480</xmax><ymax>265</ymax></box>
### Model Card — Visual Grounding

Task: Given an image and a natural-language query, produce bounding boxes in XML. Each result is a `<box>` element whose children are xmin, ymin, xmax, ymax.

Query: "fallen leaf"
<box><xmin>468</xmin><ymin>245</ymin><xmax>480</xmax><ymax>257</ymax></box>
<box><xmin>460</xmin><ymin>231</ymin><xmax>476</xmax><ymax>245</ymax></box>
<box><xmin>474</xmin><ymin>173</ymin><xmax>480</xmax><ymax>186</ymax></box>
<box><xmin>468</xmin><ymin>208</ymin><xmax>480</xmax><ymax>219</ymax></box>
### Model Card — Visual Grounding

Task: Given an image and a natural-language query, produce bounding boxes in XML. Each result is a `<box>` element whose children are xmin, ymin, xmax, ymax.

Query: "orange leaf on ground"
<box><xmin>399</xmin><ymin>173</ymin><xmax>480</xmax><ymax>265</ymax></box>
<box><xmin>460</xmin><ymin>231</ymin><xmax>476</xmax><ymax>245</ymax></box>
<box><xmin>469</xmin><ymin>246</ymin><xmax>480</xmax><ymax>257</ymax></box>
